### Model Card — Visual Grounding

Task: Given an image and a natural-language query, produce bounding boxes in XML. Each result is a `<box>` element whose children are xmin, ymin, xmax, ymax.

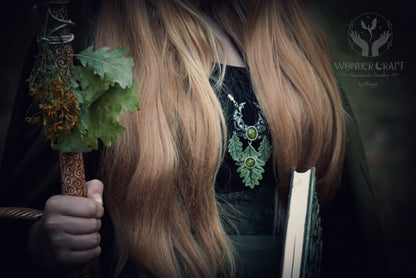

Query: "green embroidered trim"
<box><xmin>227</xmin><ymin>94</ymin><xmax>272</xmax><ymax>189</ymax></box>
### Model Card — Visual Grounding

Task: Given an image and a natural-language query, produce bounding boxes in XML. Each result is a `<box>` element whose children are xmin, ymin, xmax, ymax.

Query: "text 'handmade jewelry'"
<box><xmin>227</xmin><ymin>94</ymin><xmax>272</xmax><ymax>189</ymax></box>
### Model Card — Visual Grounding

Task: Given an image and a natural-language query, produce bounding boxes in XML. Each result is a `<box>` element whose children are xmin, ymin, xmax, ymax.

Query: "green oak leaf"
<box><xmin>258</xmin><ymin>136</ymin><xmax>272</xmax><ymax>163</ymax></box>
<box><xmin>237</xmin><ymin>159</ymin><xmax>265</xmax><ymax>189</ymax></box>
<box><xmin>99</xmin><ymin>84</ymin><xmax>140</xmax><ymax>120</ymax></box>
<box><xmin>228</xmin><ymin>133</ymin><xmax>243</xmax><ymax>161</ymax></box>
<box><xmin>51</xmin><ymin>129</ymin><xmax>93</xmax><ymax>153</ymax></box>
<box><xmin>73</xmin><ymin>46</ymin><xmax>134</xmax><ymax>89</ymax></box>
<box><xmin>78</xmin><ymin>83</ymin><xmax>140</xmax><ymax>150</ymax></box>
<box><xmin>71</xmin><ymin>66</ymin><xmax>113</xmax><ymax>106</ymax></box>
<box><xmin>71</xmin><ymin>75</ymin><xmax>84</xmax><ymax>105</ymax></box>
<box><xmin>79</xmin><ymin>104</ymin><xmax>126</xmax><ymax>150</ymax></box>
<box><xmin>236</xmin><ymin>144</ymin><xmax>266</xmax><ymax>189</ymax></box>
<box><xmin>52</xmin><ymin>46</ymin><xmax>140</xmax><ymax>153</ymax></box>
<box><xmin>240</xmin><ymin>144</ymin><xmax>261</xmax><ymax>161</ymax></box>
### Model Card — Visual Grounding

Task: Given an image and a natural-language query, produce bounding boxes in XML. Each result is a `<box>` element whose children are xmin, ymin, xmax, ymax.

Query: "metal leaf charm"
<box><xmin>228</xmin><ymin>133</ymin><xmax>243</xmax><ymax>161</ymax></box>
<box><xmin>236</xmin><ymin>144</ymin><xmax>266</xmax><ymax>189</ymax></box>
<box><xmin>226</xmin><ymin>95</ymin><xmax>272</xmax><ymax>189</ymax></box>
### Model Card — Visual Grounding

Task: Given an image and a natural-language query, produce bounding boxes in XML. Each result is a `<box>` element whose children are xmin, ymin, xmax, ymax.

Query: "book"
<box><xmin>281</xmin><ymin>167</ymin><xmax>323</xmax><ymax>278</ymax></box>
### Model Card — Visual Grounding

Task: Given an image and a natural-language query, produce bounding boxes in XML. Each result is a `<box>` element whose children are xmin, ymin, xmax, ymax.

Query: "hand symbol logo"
<box><xmin>348</xmin><ymin>13</ymin><xmax>392</xmax><ymax>57</ymax></box>
<box><xmin>372</xmin><ymin>31</ymin><xmax>391</xmax><ymax>57</ymax></box>
<box><xmin>349</xmin><ymin>31</ymin><xmax>369</xmax><ymax>57</ymax></box>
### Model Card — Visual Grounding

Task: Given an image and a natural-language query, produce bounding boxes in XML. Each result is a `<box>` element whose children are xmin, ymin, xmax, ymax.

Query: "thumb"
<box><xmin>87</xmin><ymin>179</ymin><xmax>104</xmax><ymax>206</ymax></box>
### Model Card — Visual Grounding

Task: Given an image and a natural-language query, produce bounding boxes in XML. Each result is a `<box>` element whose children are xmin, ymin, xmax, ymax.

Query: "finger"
<box><xmin>46</xmin><ymin>195</ymin><xmax>101</xmax><ymax>218</ymax></box>
<box><xmin>57</xmin><ymin>216</ymin><xmax>101</xmax><ymax>235</ymax></box>
<box><xmin>43</xmin><ymin>214</ymin><xmax>101</xmax><ymax>236</ymax></box>
<box><xmin>86</xmin><ymin>180</ymin><xmax>104</xmax><ymax>218</ymax></box>
<box><xmin>66</xmin><ymin>232</ymin><xmax>101</xmax><ymax>251</ymax></box>
<box><xmin>49</xmin><ymin>232</ymin><xmax>100</xmax><ymax>251</ymax></box>
<box><xmin>87</xmin><ymin>179</ymin><xmax>104</xmax><ymax>206</ymax></box>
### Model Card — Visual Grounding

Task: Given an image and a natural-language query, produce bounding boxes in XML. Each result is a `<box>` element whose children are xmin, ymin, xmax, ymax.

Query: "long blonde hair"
<box><xmin>96</xmin><ymin>0</ymin><xmax>345</xmax><ymax>277</ymax></box>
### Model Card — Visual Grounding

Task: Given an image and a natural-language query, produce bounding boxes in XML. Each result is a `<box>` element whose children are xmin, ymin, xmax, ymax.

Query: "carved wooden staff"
<box><xmin>44</xmin><ymin>1</ymin><xmax>98</xmax><ymax>277</ymax></box>
<box><xmin>0</xmin><ymin>5</ymin><xmax>86</xmax><ymax>216</ymax></box>
<box><xmin>43</xmin><ymin>1</ymin><xmax>87</xmax><ymax>197</ymax></box>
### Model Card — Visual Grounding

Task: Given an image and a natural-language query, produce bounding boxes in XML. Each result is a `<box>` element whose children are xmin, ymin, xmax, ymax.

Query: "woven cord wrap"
<box><xmin>0</xmin><ymin>207</ymin><xmax>43</xmax><ymax>221</ymax></box>
<box><xmin>46</xmin><ymin>2</ymin><xmax>100</xmax><ymax>277</ymax></box>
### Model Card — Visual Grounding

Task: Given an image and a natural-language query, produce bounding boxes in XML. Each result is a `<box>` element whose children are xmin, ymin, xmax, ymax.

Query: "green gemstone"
<box><xmin>245</xmin><ymin>157</ymin><xmax>256</xmax><ymax>168</ymax></box>
<box><xmin>246</xmin><ymin>126</ymin><xmax>258</xmax><ymax>140</ymax></box>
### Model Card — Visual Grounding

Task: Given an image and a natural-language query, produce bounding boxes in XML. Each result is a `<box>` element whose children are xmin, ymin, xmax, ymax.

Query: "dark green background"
<box><xmin>1</xmin><ymin>1</ymin><xmax>414</xmax><ymax>277</ymax></box>
<box><xmin>313</xmin><ymin>1</ymin><xmax>415</xmax><ymax>276</ymax></box>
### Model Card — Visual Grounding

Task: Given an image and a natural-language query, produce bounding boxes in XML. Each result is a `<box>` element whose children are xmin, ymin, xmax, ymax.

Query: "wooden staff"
<box><xmin>41</xmin><ymin>1</ymin><xmax>86</xmax><ymax>196</ymax></box>
<box><xmin>44</xmin><ymin>1</ymin><xmax>99</xmax><ymax>277</ymax></box>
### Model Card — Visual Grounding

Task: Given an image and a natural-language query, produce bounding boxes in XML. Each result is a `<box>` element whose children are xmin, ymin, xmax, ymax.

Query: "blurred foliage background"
<box><xmin>0</xmin><ymin>1</ymin><xmax>414</xmax><ymax>277</ymax></box>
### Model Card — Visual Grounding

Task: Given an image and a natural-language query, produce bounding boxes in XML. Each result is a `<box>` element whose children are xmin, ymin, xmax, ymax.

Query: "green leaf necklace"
<box><xmin>227</xmin><ymin>93</ymin><xmax>272</xmax><ymax>189</ymax></box>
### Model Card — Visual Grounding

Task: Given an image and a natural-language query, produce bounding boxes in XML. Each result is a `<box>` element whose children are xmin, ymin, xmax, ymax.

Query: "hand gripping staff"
<box><xmin>0</xmin><ymin>1</ymin><xmax>140</xmax><ymax>277</ymax></box>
